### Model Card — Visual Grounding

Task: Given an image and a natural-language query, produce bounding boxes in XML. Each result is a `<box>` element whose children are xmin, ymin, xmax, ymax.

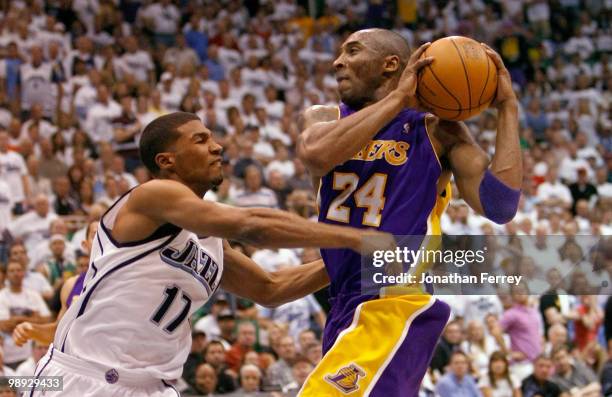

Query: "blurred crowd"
<box><xmin>0</xmin><ymin>0</ymin><xmax>609</xmax><ymax>396</ymax></box>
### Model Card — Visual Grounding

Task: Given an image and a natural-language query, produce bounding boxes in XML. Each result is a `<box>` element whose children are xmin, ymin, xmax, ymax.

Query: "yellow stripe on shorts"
<box><xmin>298</xmin><ymin>294</ymin><xmax>434</xmax><ymax>397</ymax></box>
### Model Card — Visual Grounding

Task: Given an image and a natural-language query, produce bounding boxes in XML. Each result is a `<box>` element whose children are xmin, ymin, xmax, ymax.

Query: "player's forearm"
<box><xmin>266</xmin><ymin>260</ymin><xmax>329</xmax><ymax>307</ymax></box>
<box><xmin>490</xmin><ymin>100</ymin><xmax>522</xmax><ymax>189</ymax></box>
<box><xmin>237</xmin><ymin>208</ymin><xmax>361</xmax><ymax>251</ymax></box>
<box><xmin>298</xmin><ymin>91</ymin><xmax>405</xmax><ymax>176</ymax></box>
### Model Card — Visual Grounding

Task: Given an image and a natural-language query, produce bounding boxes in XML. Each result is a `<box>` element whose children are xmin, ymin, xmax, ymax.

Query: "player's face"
<box><xmin>173</xmin><ymin>120</ymin><xmax>224</xmax><ymax>189</ymax></box>
<box><xmin>333</xmin><ymin>32</ymin><xmax>384</xmax><ymax>108</ymax></box>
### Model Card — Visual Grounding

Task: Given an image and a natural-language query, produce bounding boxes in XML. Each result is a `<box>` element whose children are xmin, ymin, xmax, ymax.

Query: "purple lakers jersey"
<box><xmin>318</xmin><ymin>103</ymin><xmax>448</xmax><ymax>297</ymax></box>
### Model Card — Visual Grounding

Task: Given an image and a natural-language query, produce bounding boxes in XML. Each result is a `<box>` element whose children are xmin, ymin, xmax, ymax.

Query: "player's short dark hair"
<box><xmin>366</xmin><ymin>29</ymin><xmax>411</xmax><ymax>69</ymax></box>
<box><xmin>139</xmin><ymin>112</ymin><xmax>199</xmax><ymax>175</ymax></box>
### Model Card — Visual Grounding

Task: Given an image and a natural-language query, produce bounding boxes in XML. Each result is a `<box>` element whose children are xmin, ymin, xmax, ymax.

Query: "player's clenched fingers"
<box><xmin>409</xmin><ymin>42</ymin><xmax>431</xmax><ymax>64</ymax></box>
<box><xmin>413</xmin><ymin>57</ymin><xmax>434</xmax><ymax>71</ymax></box>
<box><xmin>13</xmin><ymin>322</ymin><xmax>33</xmax><ymax>346</ymax></box>
<box><xmin>480</xmin><ymin>43</ymin><xmax>505</xmax><ymax>69</ymax></box>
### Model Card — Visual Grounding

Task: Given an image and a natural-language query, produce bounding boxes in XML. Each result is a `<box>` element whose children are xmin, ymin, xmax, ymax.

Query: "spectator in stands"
<box><xmin>491</xmin><ymin>284</ymin><xmax>543</xmax><ymax>380</ymax></box>
<box><xmin>193</xmin><ymin>293</ymin><xmax>234</xmax><ymax>345</ymax></box>
<box><xmin>52</xmin><ymin>176</ymin><xmax>79</xmax><ymax>215</ymax></box>
<box><xmin>284</xmin><ymin>357</ymin><xmax>314</xmax><ymax>396</ymax></box>
<box><xmin>182</xmin><ymin>330</ymin><xmax>206</xmax><ymax>391</ymax></box>
<box><xmin>0</xmin><ymin>261</ymin><xmax>50</xmax><ymax>369</ymax></box>
<box><xmin>478</xmin><ymin>351</ymin><xmax>521</xmax><ymax>397</ymax></box>
<box><xmin>0</xmin><ymin>347</ymin><xmax>15</xmax><ymax>376</ymax></box>
<box><xmin>226</xmin><ymin>321</ymin><xmax>257</xmax><ymax>373</ymax></box>
<box><xmin>15</xmin><ymin>341</ymin><xmax>47</xmax><ymax>376</ymax></box>
<box><xmin>435</xmin><ymin>351</ymin><xmax>482</xmax><ymax>397</ymax></box>
<box><xmin>570</xmin><ymin>295</ymin><xmax>604</xmax><ymax>353</ymax></box>
<box><xmin>232</xmin><ymin>165</ymin><xmax>278</xmax><ymax>208</ymax></box>
<box><xmin>602</xmin><ymin>340</ymin><xmax>612</xmax><ymax>397</ymax></box>
<box><xmin>38</xmin><ymin>234</ymin><xmax>75</xmax><ymax>290</ymax></box>
<box><xmin>304</xmin><ymin>342</ymin><xmax>322</xmax><ymax>367</ymax></box>
<box><xmin>0</xmin><ymin>131</ymin><xmax>30</xmax><ymax>215</ymax></box>
<box><xmin>550</xmin><ymin>345</ymin><xmax>600</xmax><ymax>396</ymax></box>
<box><xmin>544</xmin><ymin>324</ymin><xmax>569</xmax><ymax>355</ymax></box>
<box><xmin>431</xmin><ymin>320</ymin><xmax>464</xmax><ymax>375</ymax></box>
<box><xmin>521</xmin><ymin>355</ymin><xmax>563</xmax><ymax>397</ymax></box>
<box><xmin>7</xmin><ymin>243</ymin><xmax>53</xmax><ymax>300</ymax></box>
<box><xmin>462</xmin><ymin>320</ymin><xmax>501</xmax><ymax>377</ymax></box>
<box><xmin>266</xmin><ymin>335</ymin><xmax>297</xmax><ymax>390</ymax></box>
<box><xmin>8</xmin><ymin>194</ymin><xmax>57</xmax><ymax>254</ymax></box>
<box><xmin>186</xmin><ymin>363</ymin><xmax>217</xmax><ymax>397</ymax></box>
<box><xmin>203</xmin><ymin>340</ymin><xmax>237</xmax><ymax>394</ymax></box>
<box><xmin>231</xmin><ymin>364</ymin><xmax>262</xmax><ymax>396</ymax></box>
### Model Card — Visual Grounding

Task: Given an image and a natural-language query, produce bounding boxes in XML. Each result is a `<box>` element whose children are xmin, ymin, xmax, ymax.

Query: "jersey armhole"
<box><xmin>423</xmin><ymin>114</ymin><xmax>443</xmax><ymax>172</ymax></box>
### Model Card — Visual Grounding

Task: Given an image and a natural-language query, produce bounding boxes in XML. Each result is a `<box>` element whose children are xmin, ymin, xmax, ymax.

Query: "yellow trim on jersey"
<box><xmin>381</xmin><ymin>182</ymin><xmax>452</xmax><ymax>297</ymax></box>
<box><xmin>423</xmin><ymin>114</ymin><xmax>442</xmax><ymax>170</ymax></box>
<box><xmin>298</xmin><ymin>294</ymin><xmax>435</xmax><ymax>397</ymax></box>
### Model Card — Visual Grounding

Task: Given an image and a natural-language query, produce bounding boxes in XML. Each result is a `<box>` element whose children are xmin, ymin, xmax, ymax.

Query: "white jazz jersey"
<box><xmin>54</xmin><ymin>191</ymin><xmax>224</xmax><ymax>381</ymax></box>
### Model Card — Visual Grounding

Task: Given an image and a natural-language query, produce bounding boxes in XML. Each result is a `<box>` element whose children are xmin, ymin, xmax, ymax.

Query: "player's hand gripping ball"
<box><xmin>416</xmin><ymin>36</ymin><xmax>497</xmax><ymax>121</ymax></box>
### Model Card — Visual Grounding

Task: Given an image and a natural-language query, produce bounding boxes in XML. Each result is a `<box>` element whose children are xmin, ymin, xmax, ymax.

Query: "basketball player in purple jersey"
<box><xmin>297</xmin><ymin>29</ymin><xmax>521</xmax><ymax>396</ymax></box>
<box><xmin>12</xmin><ymin>221</ymin><xmax>98</xmax><ymax>347</ymax></box>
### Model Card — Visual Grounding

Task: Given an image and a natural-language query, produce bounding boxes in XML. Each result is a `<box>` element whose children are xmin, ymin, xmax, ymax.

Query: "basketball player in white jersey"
<box><xmin>29</xmin><ymin>112</ymin><xmax>392</xmax><ymax>396</ymax></box>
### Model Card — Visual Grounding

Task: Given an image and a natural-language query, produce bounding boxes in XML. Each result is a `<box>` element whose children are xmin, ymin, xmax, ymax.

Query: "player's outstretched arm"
<box><xmin>12</xmin><ymin>274</ymin><xmax>78</xmax><ymax>346</ymax></box>
<box><xmin>298</xmin><ymin>43</ymin><xmax>433</xmax><ymax>177</ymax></box>
<box><xmin>431</xmin><ymin>45</ymin><xmax>521</xmax><ymax>224</ymax></box>
<box><xmin>123</xmin><ymin>180</ymin><xmax>394</xmax><ymax>252</ymax></box>
<box><xmin>221</xmin><ymin>241</ymin><xmax>328</xmax><ymax>307</ymax></box>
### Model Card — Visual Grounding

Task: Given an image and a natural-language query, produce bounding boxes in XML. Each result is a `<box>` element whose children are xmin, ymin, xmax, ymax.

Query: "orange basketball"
<box><xmin>416</xmin><ymin>36</ymin><xmax>497</xmax><ymax>121</ymax></box>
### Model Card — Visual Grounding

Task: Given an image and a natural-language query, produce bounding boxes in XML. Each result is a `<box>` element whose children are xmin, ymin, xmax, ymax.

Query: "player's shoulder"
<box><xmin>132</xmin><ymin>179</ymin><xmax>193</xmax><ymax>199</ymax></box>
<box><xmin>302</xmin><ymin>105</ymin><xmax>340</xmax><ymax>126</ymax></box>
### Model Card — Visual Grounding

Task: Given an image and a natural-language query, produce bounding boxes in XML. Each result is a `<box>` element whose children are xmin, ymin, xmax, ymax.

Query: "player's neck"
<box><xmin>361</xmin><ymin>81</ymin><xmax>398</xmax><ymax>109</ymax></box>
<box><xmin>164</xmin><ymin>174</ymin><xmax>209</xmax><ymax>198</ymax></box>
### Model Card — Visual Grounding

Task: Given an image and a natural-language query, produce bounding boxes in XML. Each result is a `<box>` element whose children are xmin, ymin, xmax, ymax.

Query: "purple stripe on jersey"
<box><xmin>67</xmin><ymin>272</ymin><xmax>86</xmax><ymax>308</ymax></box>
<box><xmin>60</xmin><ymin>232</ymin><xmax>180</xmax><ymax>352</ymax></box>
<box><xmin>29</xmin><ymin>348</ymin><xmax>54</xmax><ymax>397</ymax></box>
<box><xmin>369</xmin><ymin>299</ymin><xmax>450</xmax><ymax>397</ymax></box>
<box><xmin>162</xmin><ymin>380</ymin><xmax>181</xmax><ymax>397</ymax></box>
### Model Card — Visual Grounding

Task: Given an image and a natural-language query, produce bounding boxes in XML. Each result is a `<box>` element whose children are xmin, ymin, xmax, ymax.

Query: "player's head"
<box><xmin>139</xmin><ymin>112</ymin><xmax>223</xmax><ymax>191</ymax></box>
<box><xmin>333</xmin><ymin>29</ymin><xmax>411</xmax><ymax>109</ymax></box>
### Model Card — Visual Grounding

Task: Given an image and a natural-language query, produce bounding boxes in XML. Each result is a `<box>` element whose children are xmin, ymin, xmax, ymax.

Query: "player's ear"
<box><xmin>382</xmin><ymin>55</ymin><xmax>401</xmax><ymax>74</ymax></box>
<box><xmin>155</xmin><ymin>152</ymin><xmax>175</xmax><ymax>172</ymax></box>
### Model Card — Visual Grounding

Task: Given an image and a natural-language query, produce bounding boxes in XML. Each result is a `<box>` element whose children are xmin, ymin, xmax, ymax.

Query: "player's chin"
<box><xmin>211</xmin><ymin>174</ymin><xmax>224</xmax><ymax>187</ymax></box>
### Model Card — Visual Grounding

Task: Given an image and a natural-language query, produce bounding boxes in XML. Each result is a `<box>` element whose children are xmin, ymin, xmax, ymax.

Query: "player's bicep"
<box><xmin>130</xmin><ymin>180</ymin><xmax>248</xmax><ymax>239</ymax></box>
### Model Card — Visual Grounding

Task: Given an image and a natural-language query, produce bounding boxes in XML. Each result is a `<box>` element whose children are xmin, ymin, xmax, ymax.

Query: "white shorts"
<box><xmin>25</xmin><ymin>346</ymin><xmax>180</xmax><ymax>397</ymax></box>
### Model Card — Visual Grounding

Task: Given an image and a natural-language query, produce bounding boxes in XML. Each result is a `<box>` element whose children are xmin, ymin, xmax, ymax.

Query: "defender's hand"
<box><xmin>359</xmin><ymin>230</ymin><xmax>397</xmax><ymax>256</ymax></box>
<box><xmin>481</xmin><ymin>43</ymin><xmax>517</xmax><ymax>109</ymax></box>
<box><xmin>395</xmin><ymin>42</ymin><xmax>434</xmax><ymax>100</ymax></box>
<box><xmin>13</xmin><ymin>322</ymin><xmax>34</xmax><ymax>347</ymax></box>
